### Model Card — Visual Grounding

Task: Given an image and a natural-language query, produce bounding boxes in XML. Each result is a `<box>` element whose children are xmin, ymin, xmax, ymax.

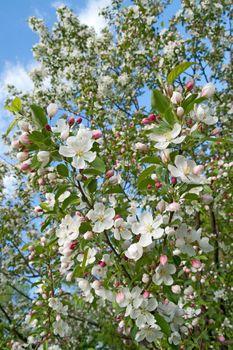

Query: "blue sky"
<box><xmin>0</xmin><ymin>0</ymin><xmax>181</xmax><ymax>139</ymax></box>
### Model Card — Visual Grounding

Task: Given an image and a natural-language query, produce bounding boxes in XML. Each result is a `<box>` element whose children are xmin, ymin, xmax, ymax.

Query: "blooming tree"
<box><xmin>1</xmin><ymin>1</ymin><xmax>233</xmax><ymax>349</ymax></box>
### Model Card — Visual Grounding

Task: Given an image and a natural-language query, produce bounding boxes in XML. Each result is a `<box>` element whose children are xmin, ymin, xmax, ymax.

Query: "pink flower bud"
<box><xmin>171</xmin><ymin>176</ymin><xmax>177</xmax><ymax>185</ymax></box>
<box><xmin>135</xmin><ymin>142</ymin><xmax>148</xmax><ymax>152</ymax></box>
<box><xmin>92</xmin><ymin>280</ymin><xmax>102</xmax><ymax>290</ymax></box>
<box><xmin>34</xmin><ymin>206</ymin><xmax>43</xmax><ymax>213</ymax></box>
<box><xmin>114</xmin><ymin>214</ymin><xmax>121</xmax><ymax>220</ymax></box>
<box><xmin>28</xmin><ymin>245</ymin><xmax>34</xmax><ymax>252</ymax></box>
<box><xmin>171</xmin><ymin>91</ymin><xmax>183</xmax><ymax>104</ymax></box>
<box><xmin>186</xmin><ymin>80</ymin><xmax>195</xmax><ymax>91</ymax></box>
<box><xmin>44</xmin><ymin>124</ymin><xmax>52</xmax><ymax>131</ymax></box>
<box><xmin>156</xmin><ymin>200</ymin><xmax>166</xmax><ymax>213</ymax></box>
<box><xmin>68</xmin><ymin>117</ymin><xmax>75</xmax><ymax>126</ymax></box>
<box><xmin>38</xmin><ymin>178</ymin><xmax>45</xmax><ymax>186</ymax></box>
<box><xmin>193</xmin><ymin>165</ymin><xmax>204</xmax><ymax>175</ymax></box>
<box><xmin>142</xmin><ymin>273</ymin><xmax>150</xmax><ymax>283</ymax></box>
<box><xmin>11</xmin><ymin>139</ymin><xmax>21</xmax><ymax>149</ymax></box>
<box><xmin>155</xmin><ymin>181</ymin><xmax>162</xmax><ymax>189</ymax></box>
<box><xmin>160</xmin><ymin>255</ymin><xmax>168</xmax><ymax>265</ymax></box>
<box><xmin>148</xmin><ymin>114</ymin><xmax>156</xmax><ymax>122</ymax></box>
<box><xmin>106</xmin><ymin>169</ymin><xmax>114</xmax><ymax>178</ymax></box>
<box><xmin>19</xmin><ymin>132</ymin><xmax>31</xmax><ymax>144</ymax></box>
<box><xmin>20</xmin><ymin>162</ymin><xmax>30</xmax><ymax>171</ymax></box>
<box><xmin>171</xmin><ymin>285</ymin><xmax>181</xmax><ymax>294</ymax></box>
<box><xmin>84</xmin><ymin>231</ymin><xmax>93</xmax><ymax>240</ymax></box>
<box><xmin>141</xmin><ymin>117</ymin><xmax>151</xmax><ymax>125</ymax></box>
<box><xmin>191</xmin><ymin>259</ymin><xmax>202</xmax><ymax>269</ymax></box>
<box><xmin>147</xmin><ymin>184</ymin><xmax>152</xmax><ymax>189</ymax></box>
<box><xmin>47</xmin><ymin>103</ymin><xmax>58</xmax><ymax>118</ymax></box>
<box><xmin>218</xmin><ymin>335</ymin><xmax>225</xmax><ymax>343</ymax></box>
<box><xmin>76</xmin><ymin>117</ymin><xmax>82</xmax><ymax>124</ymax></box>
<box><xmin>177</xmin><ymin>107</ymin><xmax>184</xmax><ymax>117</ymax></box>
<box><xmin>69</xmin><ymin>241</ymin><xmax>78</xmax><ymax>250</ymax></box>
<box><xmin>168</xmin><ymin>202</ymin><xmax>180</xmax><ymax>212</ymax></box>
<box><xmin>201</xmin><ymin>83</ymin><xmax>215</xmax><ymax>98</ymax></box>
<box><xmin>98</xmin><ymin>261</ymin><xmax>106</xmax><ymax>268</ymax></box>
<box><xmin>160</xmin><ymin>149</ymin><xmax>171</xmax><ymax>163</ymax></box>
<box><xmin>116</xmin><ymin>291</ymin><xmax>125</xmax><ymax>303</ymax></box>
<box><xmin>143</xmin><ymin>290</ymin><xmax>150</xmax><ymax>298</ymax></box>
<box><xmin>17</xmin><ymin>151</ymin><xmax>29</xmax><ymax>162</ymax></box>
<box><xmin>92</xmin><ymin>130</ymin><xmax>102</xmax><ymax>139</ymax></box>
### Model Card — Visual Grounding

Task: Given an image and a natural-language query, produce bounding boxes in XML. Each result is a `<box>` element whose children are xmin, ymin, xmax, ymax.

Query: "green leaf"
<box><xmin>62</xmin><ymin>194</ymin><xmax>80</xmax><ymax>210</ymax></box>
<box><xmin>43</xmin><ymin>341</ymin><xmax>48</xmax><ymax>350</ymax></box>
<box><xmin>204</xmin><ymin>137</ymin><xmax>233</xmax><ymax>144</ymax></box>
<box><xmin>55</xmin><ymin>185</ymin><xmax>70</xmax><ymax>200</ymax></box>
<box><xmin>184</xmin><ymin>193</ymin><xmax>199</xmax><ymax>201</ymax></box>
<box><xmin>88</xmin><ymin>179</ymin><xmax>97</xmax><ymax>193</ymax></box>
<box><xmin>182</xmin><ymin>93</ymin><xmax>198</xmax><ymax>109</ymax></box>
<box><xmin>5</xmin><ymin>118</ymin><xmax>18</xmax><ymax>136</ymax></box>
<box><xmin>82</xmin><ymin>248</ymin><xmax>89</xmax><ymax>269</ymax></box>
<box><xmin>185</xmin><ymin>96</ymin><xmax>206</xmax><ymax>113</ymax></box>
<box><xmin>5</xmin><ymin>97</ymin><xmax>22</xmax><ymax>112</ymax></box>
<box><xmin>138</xmin><ymin>166</ymin><xmax>156</xmax><ymax>186</ymax></box>
<box><xmin>167</xmin><ymin>62</ymin><xmax>195</xmax><ymax>84</ymax></box>
<box><xmin>104</xmin><ymin>185</ymin><xmax>124</xmax><ymax>194</ymax></box>
<box><xmin>31</xmin><ymin>105</ymin><xmax>47</xmax><ymax>128</ymax></box>
<box><xmin>57</xmin><ymin>164</ymin><xmax>69</xmax><ymax>177</ymax></box>
<box><xmin>90</xmin><ymin>156</ymin><xmax>106</xmax><ymax>173</ymax></box>
<box><xmin>151</xmin><ymin>89</ymin><xmax>171</xmax><ymax>114</ymax></box>
<box><xmin>151</xmin><ymin>89</ymin><xmax>176</xmax><ymax>125</ymax></box>
<box><xmin>154</xmin><ymin>313</ymin><xmax>171</xmax><ymax>336</ymax></box>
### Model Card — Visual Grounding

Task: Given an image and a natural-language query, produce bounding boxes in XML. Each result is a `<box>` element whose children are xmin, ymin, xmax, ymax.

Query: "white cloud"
<box><xmin>78</xmin><ymin>0</ymin><xmax>111</xmax><ymax>34</ymax></box>
<box><xmin>0</xmin><ymin>61</ymin><xmax>35</xmax><ymax>153</ymax></box>
<box><xmin>51</xmin><ymin>1</ymin><xmax>70</xmax><ymax>9</ymax></box>
<box><xmin>0</xmin><ymin>61</ymin><xmax>34</xmax><ymax>101</ymax></box>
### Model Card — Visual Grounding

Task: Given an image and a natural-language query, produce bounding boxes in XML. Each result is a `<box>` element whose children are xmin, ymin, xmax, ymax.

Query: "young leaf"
<box><xmin>151</xmin><ymin>89</ymin><xmax>171</xmax><ymax>114</ymax></box>
<box><xmin>5</xmin><ymin>97</ymin><xmax>22</xmax><ymax>112</ymax></box>
<box><xmin>167</xmin><ymin>62</ymin><xmax>195</xmax><ymax>84</ymax></box>
<box><xmin>138</xmin><ymin>166</ymin><xmax>156</xmax><ymax>186</ymax></box>
<box><xmin>57</xmin><ymin>164</ymin><xmax>69</xmax><ymax>177</ymax></box>
<box><xmin>82</xmin><ymin>248</ymin><xmax>89</xmax><ymax>269</ymax></box>
<box><xmin>90</xmin><ymin>156</ymin><xmax>106</xmax><ymax>173</ymax></box>
<box><xmin>151</xmin><ymin>89</ymin><xmax>176</xmax><ymax>125</ymax></box>
<box><xmin>31</xmin><ymin>105</ymin><xmax>48</xmax><ymax>128</ymax></box>
<box><xmin>5</xmin><ymin>117</ymin><xmax>18</xmax><ymax>136</ymax></box>
<box><xmin>154</xmin><ymin>313</ymin><xmax>171</xmax><ymax>336</ymax></box>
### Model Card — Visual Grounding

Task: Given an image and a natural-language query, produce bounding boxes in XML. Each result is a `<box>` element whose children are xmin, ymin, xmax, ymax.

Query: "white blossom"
<box><xmin>59</xmin><ymin>126</ymin><xmax>96</xmax><ymax>169</ymax></box>
<box><xmin>149</xmin><ymin>123</ymin><xmax>185</xmax><ymax>150</ymax></box>
<box><xmin>87</xmin><ymin>203</ymin><xmax>115</xmax><ymax>233</ymax></box>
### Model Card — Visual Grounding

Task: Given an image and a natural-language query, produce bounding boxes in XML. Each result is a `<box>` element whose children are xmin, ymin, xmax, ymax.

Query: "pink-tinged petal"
<box><xmin>132</xmin><ymin>222</ymin><xmax>142</xmax><ymax>235</ymax></box>
<box><xmin>168</xmin><ymin>165</ymin><xmax>183</xmax><ymax>178</ymax></box>
<box><xmin>72</xmin><ymin>156</ymin><xmax>86</xmax><ymax>169</ymax></box>
<box><xmin>105</xmin><ymin>208</ymin><xmax>115</xmax><ymax>219</ymax></box>
<box><xmin>163</xmin><ymin>275</ymin><xmax>173</xmax><ymax>286</ymax></box>
<box><xmin>152</xmin><ymin>228</ymin><xmax>164</xmax><ymax>239</ymax></box>
<box><xmin>84</xmin><ymin>151</ymin><xmax>96</xmax><ymax>162</ymax></box>
<box><xmin>141</xmin><ymin>212</ymin><xmax>153</xmax><ymax>225</ymax></box>
<box><xmin>174</xmin><ymin>155</ymin><xmax>187</xmax><ymax>170</ymax></box>
<box><xmin>93</xmin><ymin>221</ymin><xmax>105</xmax><ymax>233</ymax></box>
<box><xmin>147</xmin><ymin>298</ymin><xmax>158</xmax><ymax>311</ymax></box>
<box><xmin>139</xmin><ymin>234</ymin><xmax>153</xmax><ymax>247</ymax></box>
<box><xmin>149</xmin><ymin>134</ymin><xmax>166</xmax><ymax>142</ymax></box>
<box><xmin>155</xmin><ymin>141</ymin><xmax>170</xmax><ymax>150</ymax></box>
<box><xmin>171</xmin><ymin>123</ymin><xmax>181</xmax><ymax>138</ymax></box>
<box><xmin>172</xmin><ymin>135</ymin><xmax>186</xmax><ymax>144</ymax></box>
<box><xmin>59</xmin><ymin>145</ymin><xmax>76</xmax><ymax>157</ymax></box>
